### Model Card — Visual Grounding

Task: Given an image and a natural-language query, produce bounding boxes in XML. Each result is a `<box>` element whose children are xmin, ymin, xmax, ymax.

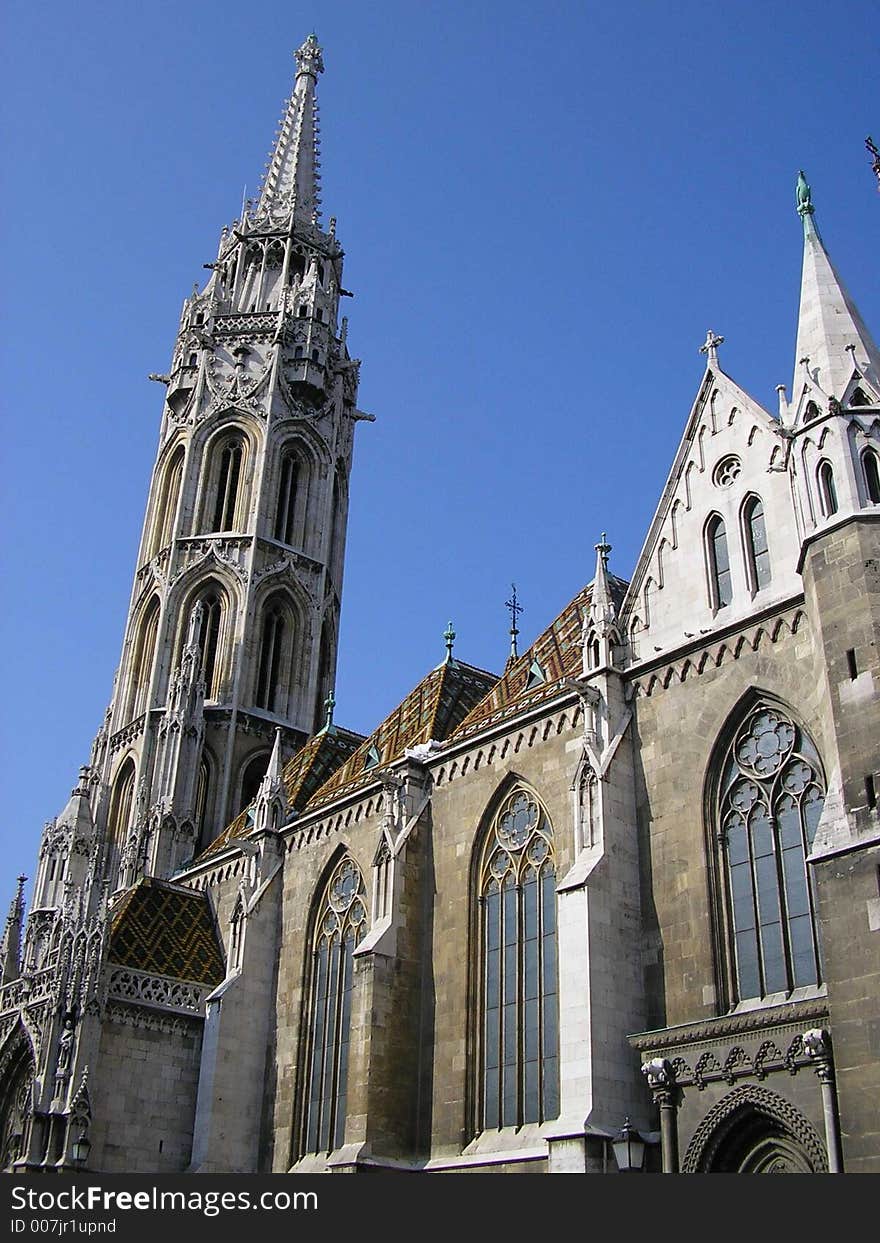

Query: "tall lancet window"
<box><xmin>274</xmin><ymin>451</ymin><xmax>300</xmax><ymax>545</ymax></box>
<box><xmin>477</xmin><ymin>788</ymin><xmax>559</xmax><ymax>1132</ymax></box>
<box><xmin>150</xmin><ymin>446</ymin><xmax>184</xmax><ymax>557</ymax></box>
<box><xmin>256</xmin><ymin>607</ymin><xmax>285</xmax><ymax>711</ymax></box>
<box><xmin>742</xmin><ymin>496</ymin><xmax>772</xmax><ymax>593</ymax></box>
<box><xmin>706</xmin><ymin>515</ymin><xmax>733</xmax><ymax>610</ymax></box>
<box><xmin>106</xmin><ymin>759</ymin><xmax>136</xmax><ymax>885</ymax></box>
<box><xmin>302</xmin><ymin>856</ymin><xmax>367</xmax><ymax>1155</ymax></box>
<box><xmin>196</xmin><ymin>590</ymin><xmax>224</xmax><ymax>699</ymax></box>
<box><xmin>817</xmin><ymin>460</ymin><xmax>838</xmax><ymax>517</ymax></box>
<box><xmin>862</xmin><ymin>448</ymin><xmax>880</xmax><ymax>504</ymax></box>
<box><xmin>211</xmin><ymin>437</ymin><xmax>245</xmax><ymax>532</ymax></box>
<box><xmin>127</xmin><ymin>596</ymin><xmax>160</xmax><ymax>721</ymax></box>
<box><xmin>716</xmin><ymin>704</ymin><xmax>825</xmax><ymax>1003</ymax></box>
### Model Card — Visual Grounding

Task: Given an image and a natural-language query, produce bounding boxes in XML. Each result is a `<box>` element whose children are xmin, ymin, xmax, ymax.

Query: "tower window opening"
<box><xmin>188</xmin><ymin>353</ymin><xmax>198</xmax><ymax>368</ymax></box>
<box><xmin>239</xmin><ymin>753</ymin><xmax>269</xmax><ymax>813</ymax></box>
<box><xmin>311</xmin><ymin>349</ymin><xmax>320</xmax><ymax>363</ymax></box>
<box><xmin>295</xmin><ymin>346</ymin><xmax>304</xmax><ymax>359</ymax></box>
<box><xmin>289</xmin><ymin>253</ymin><xmax>306</xmax><ymax>283</ymax></box>
<box><xmin>195</xmin><ymin>313</ymin><xmax>204</xmax><ymax>325</ymax></box>
<box><xmin>706</xmin><ymin>515</ymin><xmax>732</xmax><ymax>610</ymax></box>
<box><xmin>298</xmin><ymin>305</ymin><xmax>308</xmax><ymax>317</ymax></box>
<box><xmin>317</xmin><ymin>264</ymin><xmax>325</xmax><ymax>286</ymax></box>
<box><xmin>743</xmin><ymin>496</ymin><xmax>772</xmax><ymax>593</ymax></box>
<box><xmin>817</xmin><ymin>460</ymin><xmax>838</xmax><ymax>517</ymax></box>
<box><xmin>256</xmin><ymin>605</ymin><xmax>286</xmax><ymax>712</ymax></box>
<box><xmin>274</xmin><ymin>452</ymin><xmax>300</xmax><ymax>545</ymax></box>
<box><xmin>196</xmin><ymin>591</ymin><xmax>224</xmax><ymax>699</ymax></box>
<box><xmin>862</xmin><ymin>448</ymin><xmax>880</xmax><ymax>504</ymax></box>
<box><xmin>850</xmin><ymin>388</ymin><xmax>870</xmax><ymax>407</ymax></box>
<box><xmin>211</xmin><ymin>438</ymin><xmax>244</xmax><ymax>532</ymax></box>
<box><xmin>846</xmin><ymin>648</ymin><xmax>858</xmax><ymax>680</ymax></box>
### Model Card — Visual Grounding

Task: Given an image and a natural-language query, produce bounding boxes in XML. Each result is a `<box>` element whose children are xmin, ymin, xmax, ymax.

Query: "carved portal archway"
<box><xmin>683</xmin><ymin>1084</ymin><xmax>827</xmax><ymax>1173</ymax></box>
<box><xmin>0</xmin><ymin>1032</ymin><xmax>36</xmax><ymax>1171</ymax></box>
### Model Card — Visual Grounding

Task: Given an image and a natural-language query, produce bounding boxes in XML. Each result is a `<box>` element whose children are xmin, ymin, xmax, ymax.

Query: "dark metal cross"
<box><xmin>505</xmin><ymin>583</ymin><xmax>523</xmax><ymax>661</ymax></box>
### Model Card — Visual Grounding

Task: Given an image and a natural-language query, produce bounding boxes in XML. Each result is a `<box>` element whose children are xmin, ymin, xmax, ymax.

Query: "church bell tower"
<box><xmin>85</xmin><ymin>35</ymin><xmax>369</xmax><ymax>882</ymax></box>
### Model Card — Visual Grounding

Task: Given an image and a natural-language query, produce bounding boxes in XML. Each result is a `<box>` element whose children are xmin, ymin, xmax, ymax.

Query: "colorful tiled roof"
<box><xmin>452</xmin><ymin>576</ymin><xmax>628</xmax><ymax>742</ymax></box>
<box><xmin>305</xmin><ymin>659</ymin><xmax>499</xmax><ymax>810</ymax></box>
<box><xmin>109</xmin><ymin>878</ymin><xmax>225</xmax><ymax>985</ymax></box>
<box><xmin>194</xmin><ymin>725</ymin><xmax>365</xmax><ymax>863</ymax></box>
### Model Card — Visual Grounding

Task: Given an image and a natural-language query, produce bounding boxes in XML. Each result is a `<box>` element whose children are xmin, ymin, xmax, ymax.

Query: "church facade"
<box><xmin>1</xmin><ymin>37</ymin><xmax>878</xmax><ymax>1175</ymax></box>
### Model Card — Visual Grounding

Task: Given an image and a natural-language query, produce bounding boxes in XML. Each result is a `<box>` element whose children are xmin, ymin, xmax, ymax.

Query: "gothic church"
<box><xmin>1</xmin><ymin>36</ymin><xmax>878</xmax><ymax>1175</ymax></box>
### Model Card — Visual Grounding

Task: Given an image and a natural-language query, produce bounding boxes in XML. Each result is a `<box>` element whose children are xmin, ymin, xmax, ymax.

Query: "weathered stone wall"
<box><xmin>89</xmin><ymin>1007</ymin><xmax>203</xmax><ymax>1172</ymax></box>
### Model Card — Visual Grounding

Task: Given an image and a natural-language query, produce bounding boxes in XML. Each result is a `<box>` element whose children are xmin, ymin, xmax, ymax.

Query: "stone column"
<box><xmin>803</xmin><ymin>1028</ymin><xmax>843</xmax><ymax>1173</ymax></box>
<box><xmin>642</xmin><ymin>1058</ymin><xmax>679</xmax><ymax>1174</ymax></box>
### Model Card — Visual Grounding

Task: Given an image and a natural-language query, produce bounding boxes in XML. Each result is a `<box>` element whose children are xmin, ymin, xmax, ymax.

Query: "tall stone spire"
<box><xmin>792</xmin><ymin>171</ymin><xmax>880</xmax><ymax>411</ymax></box>
<box><xmin>258</xmin><ymin>34</ymin><xmax>324</xmax><ymax>223</ymax></box>
<box><xmin>0</xmin><ymin>875</ymin><xmax>26</xmax><ymax>985</ymax></box>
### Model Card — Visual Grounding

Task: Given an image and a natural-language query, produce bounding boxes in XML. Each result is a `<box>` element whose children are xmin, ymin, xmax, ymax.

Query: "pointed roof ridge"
<box><xmin>792</xmin><ymin>170</ymin><xmax>880</xmax><ymax>409</ymax></box>
<box><xmin>452</xmin><ymin>576</ymin><xmax>626</xmax><ymax>743</ymax></box>
<box><xmin>257</xmin><ymin>33</ymin><xmax>324</xmax><ymax>224</ymax></box>
<box><xmin>305</xmin><ymin>658</ymin><xmax>498</xmax><ymax>810</ymax></box>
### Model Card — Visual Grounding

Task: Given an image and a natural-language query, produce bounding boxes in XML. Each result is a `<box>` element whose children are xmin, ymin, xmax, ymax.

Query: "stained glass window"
<box><xmin>478</xmin><ymin>789</ymin><xmax>559</xmax><ymax>1131</ymax></box>
<box><xmin>743</xmin><ymin>496</ymin><xmax>772</xmax><ymax>592</ymax></box>
<box><xmin>706</xmin><ymin>515</ymin><xmax>732</xmax><ymax>609</ymax></box>
<box><xmin>717</xmin><ymin>705</ymin><xmax>825</xmax><ymax>1001</ymax></box>
<box><xmin>302</xmin><ymin>856</ymin><xmax>366</xmax><ymax>1155</ymax></box>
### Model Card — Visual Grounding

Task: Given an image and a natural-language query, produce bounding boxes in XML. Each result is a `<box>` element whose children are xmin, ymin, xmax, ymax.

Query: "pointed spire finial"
<box><xmin>699</xmin><ymin>330</ymin><xmax>724</xmax><ymax>368</ymax></box>
<box><xmin>443</xmin><ymin>620</ymin><xmax>456</xmax><ymax>663</ymax></box>
<box><xmin>295</xmin><ymin>32</ymin><xmax>324</xmax><ymax>78</ymax></box>
<box><xmin>320</xmin><ymin>690</ymin><xmax>336</xmax><ymax>734</ymax></box>
<box><xmin>796</xmin><ymin>170</ymin><xmax>814</xmax><ymax>218</ymax></box>
<box><xmin>595</xmin><ymin>532</ymin><xmax>611</xmax><ymax>569</ymax></box>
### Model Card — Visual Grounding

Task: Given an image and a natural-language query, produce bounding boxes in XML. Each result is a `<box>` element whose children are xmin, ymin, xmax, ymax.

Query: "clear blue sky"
<box><xmin>1</xmin><ymin>0</ymin><xmax>877</xmax><ymax>896</ymax></box>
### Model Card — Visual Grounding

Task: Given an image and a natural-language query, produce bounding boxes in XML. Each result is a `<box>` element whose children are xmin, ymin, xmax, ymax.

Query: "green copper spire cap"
<box><xmin>796</xmin><ymin>170</ymin><xmax>819</xmax><ymax>239</ymax></box>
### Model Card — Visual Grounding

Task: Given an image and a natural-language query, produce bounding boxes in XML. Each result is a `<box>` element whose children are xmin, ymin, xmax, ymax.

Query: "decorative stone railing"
<box><xmin>213</xmin><ymin>312</ymin><xmax>277</xmax><ymax>338</ymax></box>
<box><xmin>0</xmin><ymin>968</ymin><xmax>55</xmax><ymax>1015</ymax></box>
<box><xmin>106</xmin><ymin>966</ymin><xmax>210</xmax><ymax>1016</ymax></box>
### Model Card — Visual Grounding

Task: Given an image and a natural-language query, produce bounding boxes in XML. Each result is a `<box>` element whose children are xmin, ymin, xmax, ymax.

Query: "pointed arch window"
<box><xmin>239</xmin><ymin>753</ymin><xmax>269</xmax><ymax>814</ymax></box>
<box><xmin>255</xmin><ymin>605</ymin><xmax>285</xmax><ymax>712</ymax></box>
<box><xmin>706</xmin><ymin>515</ymin><xmax>732</xmax><ymax>610</ymax></box>
<box><xmin>302</xmin><ymin>857</ymin><xmax>367</xmax><ymax>1155</ymax></box>
<box><xmin>274</xmin><ymin>451</ymin><xmax>301</xmax><ymax>545</ymax></box>
<box><xmin>106</xmin><ymin>759</ymin><xmax>136</xmax><ymax>885</ymax></box>
<box><xmin>817</xmin><ymin>460</ymin><xmax>838</xmax><ymax>517</ymax></box>
<box><xmin>716</xmin><ymin>705</ymin><xmax>825</xmax><ymax>1002</ymax></box>
<box><xmin>150</xmin><ymin>446</ymin><xmax>184</xmax><ymax>557</ymax></box>
<box><xmin>127</xmin><ymin>596</ymin><xmax>160</xmax><ymax>721</ymax></box>
<box><xmin>195</xmin><ymin>590</ymin><xmax>224</xmax><ymax>699</ymax></box>
<box><xmin>862</xmin><ymin>448</ymin><xmax>880</xmax><ymax>504</ymax></box>
<box><xmin>210</xmin><ymin>437</ymin><xmax>245</xmax><ymax>532</ymax></box>
<box><xmin>477</xmin><ymin>788</ymin><xmax>559</xmax><ymax>1132</ymax></box>
<box><xmin>742</xmin><ymin>496</ymin><xmax>771</xmax><ymax>593</ymax></box>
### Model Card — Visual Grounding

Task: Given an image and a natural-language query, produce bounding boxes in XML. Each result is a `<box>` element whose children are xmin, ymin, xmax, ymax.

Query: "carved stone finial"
<box><xmin>295</xmin><ymin>32</ymin><xmax>324</xmax><ymax>78</ymax></box>
<box><xmin>699</xmin><ymin>330</ymin><xmax>724</xmax><ymax>367</ymax></box>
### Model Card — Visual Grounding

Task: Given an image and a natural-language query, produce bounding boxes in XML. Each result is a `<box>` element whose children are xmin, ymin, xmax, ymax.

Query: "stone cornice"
<box><xmin>628</xmin><ymin>996</ymin><xmax>829</xmax><ymax>1052</ymax></box>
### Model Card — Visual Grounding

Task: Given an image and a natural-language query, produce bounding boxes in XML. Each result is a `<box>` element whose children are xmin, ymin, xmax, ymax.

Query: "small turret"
<box><xmin>0</xmin><ymin>875</ymin><xmax>26</xmax><ymax>985</ymax></box>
